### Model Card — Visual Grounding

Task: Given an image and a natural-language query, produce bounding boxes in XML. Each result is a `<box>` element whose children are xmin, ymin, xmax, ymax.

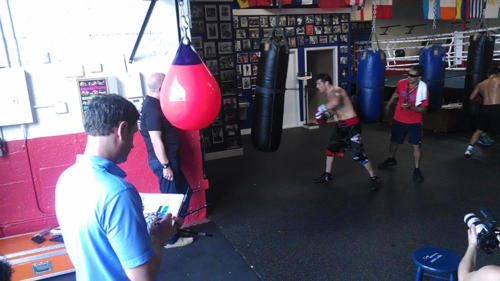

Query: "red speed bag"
<box><xmin>160</xmin><ymin>43</ymin><xmax>221</xmax><ymax>130</ymax></box>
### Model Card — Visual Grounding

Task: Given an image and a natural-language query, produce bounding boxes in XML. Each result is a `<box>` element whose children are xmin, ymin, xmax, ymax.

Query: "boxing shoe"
<box><xmin>164</xmin><ymin>237</ymin><xmax>194</xmax><ymax>249</ymax></box>
<box><xmin>313</xmin><ymin>172</ymin><xmax>333</xmax><ymax>184</ymax></box>
<box><xmin>464</xmin><ymin>146</ymin><xmax>473</xmax><ymax>157</ymax></box>
<box><xmin>478</xmin><ymin>135</ymin><xmax>494</xmax><ymax>147</ymax></box>
<box><xmin>378</xmin><ymin>157</ymin><xmax>397</xmax><ymax>169</ymax></box>
<box><xmin>412</xmin><ymin>168</ymin><xmax>424</xmax><ymax>183</ymax></box>
<box><xmin>368</xmin><ymin>176</ymin><xmax>381</xmax><ymax>191</ymax></box>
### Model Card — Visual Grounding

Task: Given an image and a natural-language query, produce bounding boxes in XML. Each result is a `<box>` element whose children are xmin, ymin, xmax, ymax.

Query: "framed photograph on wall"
<box><xmin>340</xmin><ymin>46</ymin><xmax>348</xmax><ymax>54</ymax></box>
<box><xmin>218</xmin><ymin>41</ymin><xmax>233</xmax><ymax>54</ymax></box>
<box><xmin>219</xmin><ymin>5</ymin><xmax>231</xmax><ymax>21</ymax></box>
<box><xmin>288</xmin><ymin>37</ymin><xmax>296</xmax><ymax>48</ymax></box>
<box><xmin>220</xmin><ymin>23</ymin><xmax>233</xmax><ymax>39</ymax></box>
<box><xmin>205</xmin><ymin>5</ymin><xmax>217</xmax><ymax>21</ymax></box>
<box><xmin>242</xmin><ymin>39</ymin><xmax>251</xmax><ymax>51</ymax></box>
<box><xmin>248</xmin><ymin>16</ymin><xmax>260</xmax><ymax>27</ymax></box>
<box><xmin>237</xmin><ymin>53</ymin><xmax>248</xmax><ymax>63</ymax></box>
<box><xmin>296</xmin><ymin>16</ymin><xmax>304</xmax><ymax>26</ymax></box>
<box><xmin>205</xmin><ymin>59</ymin><xmax>218</xmax><ymax>75</ymax></box>
<box><xmin>252</xmin><ymin>64</ymin><xmax>258</xmax><ymax>76</ymax></box>
<box><xmin>233</xmin><ymin>16</ymin><xmax>239</xmax><ymax>28</ymax></box>
<box><xmin>285</xmin><ymin>27</ymin><xmax>295</xmax><ymax>36</ymax></box>
<box><xmin>279</xmin><ymin>16</ymin><xmax>287</xmax><ymax>27</ymax></box>
<box><xmin>234</xmin><ymin>40</ymin><xmax>242</xmax><ymax>51</ymax></box>
<box><xmin>242</xmin><ymin>77</ymin><xmax>251</xmax><ymax>89</ymax></box>
<box><xmin>263</xmin><ymin>28</ymin><xmax>273</xmax><ymax>38</ymax></box>
<box><xmin>240</xmin><ymin>16</ymin><xmax>248</xmax><ymax>27</ymax></box>
<box><xmin>206</xmin><ymin>23</ymin><xmax>219</xmax><ymax>39</ymax></box>
<box><xmin>297</xmin><ymin>36</ymin><xmax>305</xmax><ymax>46</ymax></box>
<box><xmin>249</xmin><ymin>51</ymin><xmax>260</xmax><ymax>62</ymax></box>
<box><xmin>339</xmin><ymin>56</ymin><xmax>348</xmax><ymax>65</ymax></box>
<box><xmin>191</xmin><ymin>21</ymin><xmax>204</xmax><ymax>34</ymax></box>
<box><xmin>249</xmin><ymin>28</ymin><xmax>260</xmax><ymax>39</ymax></box>
<box><xmin>260</xmin><ymin>16</ymin><xmax>269</xmax><ymax>27</ymax></box>
<box><xmin>212</xmin><ymin>126</ymin><xmax>224</xmax><ymax>144</ymax></box>
<box><xmin>319</xmin><ymin>35</ymin><xmax>328</xmax><ymax>44</ymax></box>
<box><xmin>219</xmin><ymin>55</ymin><xmax>234</xmax><ymax>69</ymax></box>
<box><xmin>223</xmin><ymin>97</ymin><xmax>238</xmax><ymax>110</ymax></box>
<box><xmin>287</xmin><ymin>16</ymin><xmax>296</xmax><ymax>26</ymax></box>
<box><xmin>220</xmin><ymin>70</ymin><xmax>235</xmax><ymax>82</ymax></box>
<box><xmin>204</xmin><ymin>41</ymin><xmax>216</xmax><ymax>58</ymax></box>
<box><xmin>191</xmin><ymin>4</ymin><xmax>203</xmax><ymax>18</ymax></box>
<box><xmin>243</xmin><ymin>64</ymin><xmax>252</xmax><ymax>76</ymax></box>
<box><xmin>236</xmin><ymin>29</ymin><xmax>247</xmax><ymax>39</ymax></box>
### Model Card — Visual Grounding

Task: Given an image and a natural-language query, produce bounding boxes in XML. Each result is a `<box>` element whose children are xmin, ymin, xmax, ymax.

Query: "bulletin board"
<box><xmin>76</xmin><ymin>78</ymin><xmax>109</xmax><ymax>112</ymax></box>
<box><xmin>0</xmin><ymin>68</ymin><xmax>34</xmax><ymax>126</ymax></box>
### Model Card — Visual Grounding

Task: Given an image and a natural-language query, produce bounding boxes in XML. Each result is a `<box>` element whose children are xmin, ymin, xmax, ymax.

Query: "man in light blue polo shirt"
<box><xmin>56</xmin><ymin>94</ymin><xmax>182</xmax><ymax>280</ymax></box>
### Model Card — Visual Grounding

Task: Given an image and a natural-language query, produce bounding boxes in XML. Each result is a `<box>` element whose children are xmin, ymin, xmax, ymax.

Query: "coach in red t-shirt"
<box><xmin>378</xmin><ymin>65</ymin><xmax>429</xmax><ymax>183</ymax></box>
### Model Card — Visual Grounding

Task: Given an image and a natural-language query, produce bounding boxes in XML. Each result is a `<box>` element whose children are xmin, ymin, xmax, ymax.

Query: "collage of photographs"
<box><xmin>232</xmin><ymin>12</ymin><xmax>352</xmax><ymax>99</ymax></box>
<box><xmin>190</xmin><ymin>3</ymin><xmax>242</xmax><ymax>154</ymax></box>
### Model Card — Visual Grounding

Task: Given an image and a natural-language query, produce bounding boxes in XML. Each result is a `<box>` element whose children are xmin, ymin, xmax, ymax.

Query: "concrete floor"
<box><xmin>49</xmin><ymin>122</ymin><xmax>500</xmax><ymax>281</ymax></box>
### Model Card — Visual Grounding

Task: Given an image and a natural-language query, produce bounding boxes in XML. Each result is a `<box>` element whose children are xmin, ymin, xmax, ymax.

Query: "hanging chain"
<box><xmin>179</xmin><ymin>0</ymin><xmax>191</xmax><ymax>44</ymax></box>
<box><xmin>370</xmin><ymin>0</ymin><xmax>381</xmax><ymax>50</ymax></box>
<box><xmin>432</xmin><ymin>0</ymin><xmax>437</xmax><ymax>32</ymax></box>
<box><xmin>480</xmin><ymin>0</ymin><xmax>488</xmax><ymax>30</ymax></box>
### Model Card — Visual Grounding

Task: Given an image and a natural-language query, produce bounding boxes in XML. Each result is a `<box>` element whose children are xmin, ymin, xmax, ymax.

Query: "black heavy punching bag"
<box><xmin>251</xmin><ymin>37</ymin><xmax>289</xmax><ymax>152</ymax></box>
<box><xmin>464</xmin><ymin>33</ymin><xmax>494</xmax><ymax>100</ymax></box>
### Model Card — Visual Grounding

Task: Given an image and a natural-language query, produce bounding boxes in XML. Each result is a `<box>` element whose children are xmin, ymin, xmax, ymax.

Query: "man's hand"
<box><xmin>162</xmin><ymin>167</ymin><xmax>174</xmax><ymax>181</ymax></box>
<box><xmin>401</xmin><ymin>103</ymin><xmax>410</xmax><ymax>110</ymax></box>
<box><xmin>468</xmin><ymin>226</ymin><xmax>478</xmax><ymax>249</ymax></box>
<box><xmin>149</xmin><ymin>213</ymin><xmax>183</xmax><ymax>247</ymax></box>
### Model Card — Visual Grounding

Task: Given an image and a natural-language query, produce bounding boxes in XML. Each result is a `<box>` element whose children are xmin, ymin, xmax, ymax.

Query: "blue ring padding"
<box><xmin>172</xmin><ymin>42</ymin><xmax>202</xmax><ymax>65</ymax></box>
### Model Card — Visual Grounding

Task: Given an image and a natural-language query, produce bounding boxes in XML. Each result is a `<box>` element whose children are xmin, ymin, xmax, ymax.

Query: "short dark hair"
<box><xmin>315</xmin><ymin>73</ymin><xmax>332</xmax><ymax>84</ymax></box>
<box><xmin>0</xmin><ymin>259</ymin><xmax>12</xmax><ymax>281</ymax></box>
<box><xmin>84</xmin><ymin>94</ymin><xmax>139</xmax><ymax>136</ymax></box>
<box><xmin>410</xmin><ymin>65</ymin><xmax>424</xmax><ymax>76</ymax></box>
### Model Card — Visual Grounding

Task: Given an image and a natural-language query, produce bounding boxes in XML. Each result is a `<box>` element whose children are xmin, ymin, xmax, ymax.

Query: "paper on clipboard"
<box><xmin>139</xmin><ymin>193</ymin><xmax>184</xmax><ymax>218</ymax></box>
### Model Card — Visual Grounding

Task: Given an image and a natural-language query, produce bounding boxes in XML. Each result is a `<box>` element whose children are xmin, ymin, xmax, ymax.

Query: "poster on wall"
<box><xmin>77</xmin><ymin>78</ymin><xmax>109</xmax><ymax>112</ymax></box>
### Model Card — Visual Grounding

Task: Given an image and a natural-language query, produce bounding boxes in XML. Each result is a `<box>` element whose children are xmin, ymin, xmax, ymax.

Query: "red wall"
<box><xmin>0</xmin><ymin>130</ymin><xmax>208</xmax><ymax>237</ymax></box>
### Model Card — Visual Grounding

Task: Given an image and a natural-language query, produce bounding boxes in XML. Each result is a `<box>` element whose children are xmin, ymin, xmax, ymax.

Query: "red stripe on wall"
<box><xmin>0</xmin><ymin>130</ymin><xmax>208</xmax><ymax>237</ymax></box>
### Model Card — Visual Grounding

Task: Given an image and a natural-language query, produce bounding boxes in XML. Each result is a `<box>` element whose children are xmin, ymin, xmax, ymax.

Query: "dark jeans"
<box><xmin>149</xmin><ymin>154</ymin><xmax>192</xmax><ymax>244</ymax></box>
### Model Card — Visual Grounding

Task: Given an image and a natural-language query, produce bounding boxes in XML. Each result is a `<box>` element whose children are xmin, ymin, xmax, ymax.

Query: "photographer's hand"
<box><xmin>467</xmin><ymin>226</ymin><xmax>478</xmax><ymax>248</ymax></box>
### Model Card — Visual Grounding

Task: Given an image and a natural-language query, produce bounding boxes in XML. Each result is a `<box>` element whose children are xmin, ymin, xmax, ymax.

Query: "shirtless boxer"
<box><xmin>464</xmin><ymin>66</ymin><xmax>500</xmax><ymax>157</ymax></box>
<box><xmin>313</xmin><ymin>73</ymin><xmax>381</xmax><ymax>191</ymax></box>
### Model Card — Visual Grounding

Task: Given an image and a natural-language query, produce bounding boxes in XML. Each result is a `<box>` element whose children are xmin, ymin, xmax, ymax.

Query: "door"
<box><xmin>304</xmin><ymin>47</ymin><xmax>337</xmax><ymax>125</ymax></box>
<box><xmin>283</xmin><ymin>49</ymin><xmax>300</xmax><ymax>129</ymax></box>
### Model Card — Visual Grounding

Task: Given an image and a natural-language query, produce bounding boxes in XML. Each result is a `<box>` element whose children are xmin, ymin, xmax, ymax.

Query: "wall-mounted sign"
<box><xmin>77</xmin><ymin>78</ymin><xmax>109</xmax><ymax>112</ymax></box>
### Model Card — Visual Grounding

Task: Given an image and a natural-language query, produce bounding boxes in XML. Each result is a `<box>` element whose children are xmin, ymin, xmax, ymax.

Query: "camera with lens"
<box><xmin>464</xmin><ymin>207</ymin><xmax>500</xmax><ymax>254</ymax></box>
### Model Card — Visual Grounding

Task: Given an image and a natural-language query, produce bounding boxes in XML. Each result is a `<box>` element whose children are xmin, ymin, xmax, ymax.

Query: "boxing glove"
<box><xmin>315</xmin><ymin>104</ymin><xmax>328</xmax><ymax>119</ymax></box>
<box><xmin>314</xmin><ymin>108</ymin><xmax>327</xmax><ymax>124</ymax></box>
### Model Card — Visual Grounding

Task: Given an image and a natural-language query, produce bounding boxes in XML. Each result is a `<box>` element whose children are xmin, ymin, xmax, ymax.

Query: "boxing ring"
<box><xmin>355</xmin><ymin>26</ymin><xmax>500</xmax><ymax>73</ymax></box>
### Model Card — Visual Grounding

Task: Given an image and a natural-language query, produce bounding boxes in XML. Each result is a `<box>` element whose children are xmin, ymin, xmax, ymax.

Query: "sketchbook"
<box><xmin>139</xmin><ymin>193</ymin><xmax>185</xmax><ymax>226</ymax></box>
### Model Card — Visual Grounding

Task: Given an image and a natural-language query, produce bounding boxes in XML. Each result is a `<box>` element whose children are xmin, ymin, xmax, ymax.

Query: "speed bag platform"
<box><xmin>251</xmin><ymin>38</ymin><xmax>289</xmax><ymax>152</ymax></box>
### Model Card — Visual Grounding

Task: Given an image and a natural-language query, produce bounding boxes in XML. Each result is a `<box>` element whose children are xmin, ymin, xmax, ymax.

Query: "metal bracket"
<box><xmin>129</xmin><ymin>0</ymin><xmax>158</xmax><ymax>63</ymax></box>
<box><xmin>379</xmin><ymin>25</ymin><xmax>400</xmax><ymax>35</ymax></box>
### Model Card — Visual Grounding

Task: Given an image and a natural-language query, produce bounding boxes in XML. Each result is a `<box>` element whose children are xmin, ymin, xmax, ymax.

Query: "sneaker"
<box><xmin>164</xmin><ymin>237</ymin><xmax>194</xmax><ymax>249</ymax></box>
<box><xmin>478</xmin><ymin>136</ymin><xmax>492</xmax><ymax>147</ymax></box>
<box><xmin>464</xmin><ymin>146</ymin><xmax>473</xmax><ymax>157</ymax></box>
<box><xmin>413</xmin><ymin>168</ymin><xmax>424</xmax><ymax>183</ymax></box>
<box><xmin>485</xmin><ymin>135</ymin><xmax>495</xmax><ymax>144</ymax></box>
<box><xmin>369</xmin><ymin>176</ymin><xmax>381</xmax><ymax>191</ymax></box>
<box><xmin>313</xmin><ymin>172</ymin><xmax>333</xmax><ymax>184</ymax></box>
<box><xmin>378</xmin><ymin>157</ymin><xmax>397</xmax><ymax>169</ymax></box>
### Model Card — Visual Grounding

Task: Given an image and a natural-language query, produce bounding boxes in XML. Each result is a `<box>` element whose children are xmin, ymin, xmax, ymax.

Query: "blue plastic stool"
<box><xmin>412</xmin><ymin>246</ymin><xmax>461</xmax><ymax>281</ymax></box>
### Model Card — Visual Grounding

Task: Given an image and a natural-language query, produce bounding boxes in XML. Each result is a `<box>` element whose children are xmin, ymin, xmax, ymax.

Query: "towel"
<box><xmin>415</xmin><ymin>80</ymin><xmax>428</xmax><ymax>107</ymax></box>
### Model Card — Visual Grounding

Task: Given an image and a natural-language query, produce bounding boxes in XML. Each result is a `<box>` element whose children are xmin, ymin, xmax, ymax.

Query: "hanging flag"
<box><xmin>345</xmin><ymin>0</ymin><xmax>365</xmax><ymax>6</ymax></box>
<box><xmin>456</xmin><ymin>0</ymin><xmax>466</xmax><ymax>19</ymax></box>
<box><xmin>237</xmin><ymin>0</ymin><xmax>250</xmax><ymax>8</ymax></box>
<box><xmin>469</xmin><ymin>0</ymin><xmax>483</xmax><ymax>18</ymax></box>
<box><xmin>271</xmin><ymin>0</ymin><xmax>292</xmax><ymax>6</ymax></box>
<box><xmin>376</xmin><ymin>0</ymin><xmax>392</xmax><ymax>18</ymax></box>
<box><xmin>484</xmin><ymin>0</ymin><xmax>500</xmax><ymax>18</ymax></box>
<box><xmin>319</xmin><ymin>0</ymin><xmax>346</xmax><ymax>8</ymax></box>
<box><xmin>351</xmin><ymin>0</ymin><xmax>372</xmax><ymax>21</ymax></box>
<box><xmin>440</xmin><ymin>0</ymin><xmax>456</xmax><ymax>19</ymax></box>
<box><xmin>257</xmin><ymin>0</ymin><xmax>272</xmax><ymax>6</ymax></box>
<box><xmin>423</xmin><ymin>0</ymin><xmax>440</xmax><ymax>19</ymax></box>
